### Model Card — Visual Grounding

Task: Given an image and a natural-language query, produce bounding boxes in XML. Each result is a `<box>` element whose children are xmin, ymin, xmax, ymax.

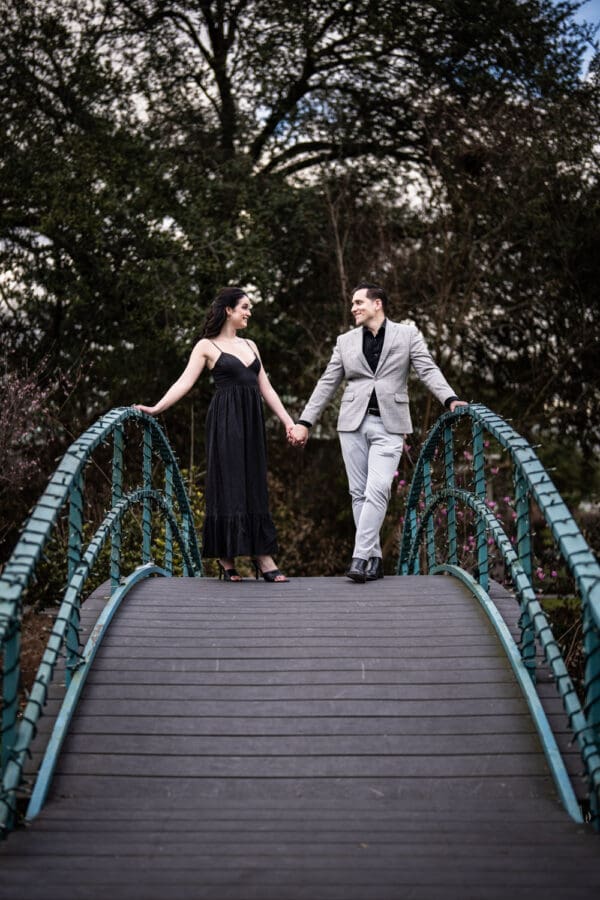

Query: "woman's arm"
<box><xmin>134</xmin><ymin>340</ymin><xmax>212</xmax><ymax>416</ymax></box>
<box><xmin>253</xmin><ymin>344</ymin><xmax>295</xmax><ymax>431</ymax></box>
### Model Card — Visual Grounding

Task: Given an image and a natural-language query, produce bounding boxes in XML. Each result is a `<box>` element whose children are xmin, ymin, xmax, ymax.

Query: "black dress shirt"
<box><xmin>364</xmin><ymin>320</ymin><xmax>386</xmax><ymax>414</ymax></box>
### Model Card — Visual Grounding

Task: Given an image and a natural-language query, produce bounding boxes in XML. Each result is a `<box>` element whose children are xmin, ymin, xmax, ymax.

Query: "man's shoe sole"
<box><xmin>346</xmin><ymin>572</ymin><xmax>367</xmax><ymax>583</ymax></box>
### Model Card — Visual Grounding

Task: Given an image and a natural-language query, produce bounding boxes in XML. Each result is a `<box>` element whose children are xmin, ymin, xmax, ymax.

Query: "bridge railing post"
<box><xmin>66</xmin><ymin>473</ymin><xmax>84</xmax><ymax>686</ymax></box>
<box><xmin>423</xmin><ymin>458</ymin><xmax>435</xmax><ymax>570</ymax></box>
<box><xmin>443</xmin><ymin>424</ymin><xmax>457</xmax><ymax>566</ymax></box>
<box><xmin>164</xmin><ymin>462</ymin><xmax>174</xmax><ymax>575</ymax></box>
<box><xmin>1</xmin><ymin>619</ymin><xmax>20</xmax><ymax>787</ymax></box>
<box><xmin>111</xmin><ymin>424</ymin><xmax>124</xmax><ymax>591</ymax></box>
<box><xmin>514</xmin><ymin>469</ymin><xmax>536</xmax><ymax>680</ymax></box>
<box><xmin>583</xmin><ymin>601</ymin><xmax>600</xmax><ymax>782</ymax></box>
<box><xmin>471</xmin><ymin>419</ymin><xmax>489</xmax><ymax>591</ymax></box>
<box><xmin>142</xmin><ymin>424</ymin><xmax>153</xmax><ymax>564</ymax></box>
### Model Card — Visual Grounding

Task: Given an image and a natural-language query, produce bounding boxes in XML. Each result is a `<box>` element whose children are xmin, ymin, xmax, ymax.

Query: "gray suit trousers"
<box><xmin>339</xmin><ymin>414</ymin><xmax>404</xmax><ymax>560</ymax></box>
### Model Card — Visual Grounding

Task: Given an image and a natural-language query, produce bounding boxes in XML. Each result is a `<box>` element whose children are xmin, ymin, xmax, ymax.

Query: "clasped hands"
<box><xmin>286</xmin><ymin>423</ymin><xmax>309</xmax><ymax>447</ymax></box>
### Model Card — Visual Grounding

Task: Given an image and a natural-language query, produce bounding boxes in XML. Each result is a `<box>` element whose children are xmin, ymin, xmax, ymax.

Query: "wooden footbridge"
<box><xmin>1</xmin><ymin>406</ymin><xmax>599</xmax><ymax>898</ymax></box>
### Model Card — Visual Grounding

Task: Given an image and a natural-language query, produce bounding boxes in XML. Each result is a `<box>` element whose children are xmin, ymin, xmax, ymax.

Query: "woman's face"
<box><xmin>227</xmin><ymin>296</ymin><xmax>252</xmax><ymax>330</ymax></box>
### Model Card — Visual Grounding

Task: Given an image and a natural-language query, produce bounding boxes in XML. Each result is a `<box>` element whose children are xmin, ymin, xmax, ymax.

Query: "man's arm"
<box><xmin>409</xmin><ymin>328</ymin><xmax>461</xmax><ymax>406</ymax></box>
<box><xmin>297</xmin><ymin>340</ymin><xmax>346</xmax><ymax>427</ymax></box>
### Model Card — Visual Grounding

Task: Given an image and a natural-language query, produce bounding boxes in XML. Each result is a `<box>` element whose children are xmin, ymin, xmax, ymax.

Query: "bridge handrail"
<box><xmin>398</xmin><ymin>402</ymin><xmax>600</xmax><ymax>828</ymax></box>
<box><xmin>1</xmin><ymin>407</ymin><xmax>202</xmax><ymax>833</ymax></box>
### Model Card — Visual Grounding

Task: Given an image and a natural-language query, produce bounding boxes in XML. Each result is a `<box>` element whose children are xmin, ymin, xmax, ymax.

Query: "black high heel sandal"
<box><xmin>252</xmin><ymin>560</ymin><xmax>289</xmax><ymax>583</ymax></box>
<box><xmin>218</xmin><ymin>562</ymin><xmax>242</xmax><ymax>582</ymax></box>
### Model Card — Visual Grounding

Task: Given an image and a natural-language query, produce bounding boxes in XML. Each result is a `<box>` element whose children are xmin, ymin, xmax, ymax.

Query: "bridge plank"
<box><xmin>2</xmin><ymin>574</ymin><xmax>599</xmax><ymax>900</ymax></box>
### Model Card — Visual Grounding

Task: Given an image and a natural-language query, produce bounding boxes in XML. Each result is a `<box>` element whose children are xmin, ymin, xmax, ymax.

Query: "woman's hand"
<box><xmin>287</xmin><ymin>423</ymin><xmax>308</xmax><ymax>447</ymax></box>
<box><xmin>132</xmin><ymin>404</ymin><xmax>158</xmax><ymax>415</ymax></box>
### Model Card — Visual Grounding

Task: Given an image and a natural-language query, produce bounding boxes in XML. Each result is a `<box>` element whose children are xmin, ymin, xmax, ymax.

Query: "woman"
<box><xmin>134</xmin><ymin>287</ymin><xmax>294</xmax><ymax>582</ymax></box>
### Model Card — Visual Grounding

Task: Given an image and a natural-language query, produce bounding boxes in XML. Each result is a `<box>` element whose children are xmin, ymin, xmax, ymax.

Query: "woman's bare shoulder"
<box><xmin>193</xmin><ymin>337</ymin><xmax>217</xmax><ymax>355</ymax></box>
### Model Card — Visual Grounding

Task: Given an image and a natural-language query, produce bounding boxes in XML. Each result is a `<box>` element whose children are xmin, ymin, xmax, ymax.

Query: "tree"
<box><xmin>1</xmin><ymin>0</ymin><xmax>598</xmax><ymax>572</ymax></box>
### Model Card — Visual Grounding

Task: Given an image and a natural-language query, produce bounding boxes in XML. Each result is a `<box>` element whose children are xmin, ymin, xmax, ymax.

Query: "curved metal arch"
<box><xmin>25</xmin><ymin>562</ymin><xmax>168</xmax><ymax>822</ymax></box>
<box><xmin>407</xmin><ymin>487</ymin><xmax>600</xmax><ymax>819</ymax></box>
<box><xmin>1</xmin><ymin>408</ymin><xmax>203</xmax><ymax>834</ymax></box>
<box><xmin>399</xmin><ymin>404</ymin><xmax>599</xmax><ymax>630</ymax></box>
<box><xmin>397</xmin><ymin>403</ymin><xmax>600</xmax><ymax>828</ymax></box>
<box><xmin>0</xmin><ymin>407</ymin><xmax>202</xmax><ymax>630</ymax></box>
<box><xmin>0</xmin><ymin>488</ymin><xmax>192</xmax><ymax>833</ymax></box>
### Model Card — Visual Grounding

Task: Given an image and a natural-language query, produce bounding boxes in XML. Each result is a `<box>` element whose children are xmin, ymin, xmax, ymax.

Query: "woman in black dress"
<box><xmin>134</xmin><ymin>287</ymin><xmax>294</xmax><ymax>582</ymax></box>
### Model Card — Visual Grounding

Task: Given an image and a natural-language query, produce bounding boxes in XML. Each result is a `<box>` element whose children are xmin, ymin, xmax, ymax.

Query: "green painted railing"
<box><xmin>0</xmin><ymin>407</ymin><xmax>202</xmax><ymax>834</ymax></box>
<box><xmin>398</xmin><ymin>403</ymin><xmax>600</xmax><ymax>829</ymax></box>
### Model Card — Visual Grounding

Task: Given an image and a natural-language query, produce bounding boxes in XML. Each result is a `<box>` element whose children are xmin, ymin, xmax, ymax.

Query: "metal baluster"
<box><xmin>1</xmin><ymin>619</ymin><xmax>20</xmax><ymax>789</ymax></box>
<box><xmin>515</xmin><ymin>469</ymin><xmax>535</xmax><ymax>680</ymax></box>
<box><xmin>583</xmin><ymin>603</ymin><xmax>600</xmax><ymax>826</ymax></box>
<box><xmin>111</xmin><ymin>425</ymin><xmax>124</xmax><ymax>591</ymax></box>
<box><xmin>142</xmin><ymin>424</ymin><xmax>152</xmax><ymax>563</ymax></box>
<box><xmin>164</xmin><ymin>461</ymin><xmax>174</xmax><ymax>575</ymax></box>
<box><xmin>66</xmin><ymin>473</ymin><xmax>83</xmax><ymax>686</ymax></box>
<box><xmin>408</xmin><ymin>506</ymin><xmax>419</xmax><ymax>574</ymax></box>
<box><xmin>444</xmin><ymin>424</ymin><xmax>457</xmax><ymax>565</ymax></box>
<box><xmin>423</xmin><ymin>458</ymin><xmax>435</xmax><ymax>570</ymax></box>
<box><xmin>182</xmin><ymin>505</ymin><xmax>192</xmax><ymax>577</ymax></box>
<box><xmin>472</xmin><ymin>420</ymin><xmax>488</xmax><ymax>591</ymax></box>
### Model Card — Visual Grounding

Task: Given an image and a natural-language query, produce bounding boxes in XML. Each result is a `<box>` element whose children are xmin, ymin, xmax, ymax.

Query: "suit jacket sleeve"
<box><xmin>409</xmin><ymin>328</ymin><xmax>456</xmax><ymax>405</ymax></box>
<box><xmin>298</xmin><ymin>339</ymin><xmax>346</xmax><ymax>426</ymax></box>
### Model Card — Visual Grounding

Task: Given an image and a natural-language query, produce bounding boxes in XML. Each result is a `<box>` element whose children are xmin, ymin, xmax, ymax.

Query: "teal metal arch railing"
<box><xmin>0</xmin><ymin>407</ymin><xmax>202</xmax><ymax>834</ymax></box>
<box><xmin>398</xmin><ymin>403</ymin><xmax>600</xmax><ymax>829</ymax></box>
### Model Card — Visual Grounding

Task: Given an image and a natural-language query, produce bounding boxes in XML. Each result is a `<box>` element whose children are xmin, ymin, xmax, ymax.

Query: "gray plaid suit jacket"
<box><xmin>299</xmin><ymin>320</ymin><xmax>457</xmax><ymax>435</ymax></box>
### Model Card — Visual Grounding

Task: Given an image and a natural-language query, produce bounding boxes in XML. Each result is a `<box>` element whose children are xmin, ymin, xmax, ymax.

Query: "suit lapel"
<box><xmin>375</xmin><ymin>320</ymin><xmax>398</xmax><ymax>372</ymax></box>
<box><xmin>349</xmin><ymin>326</ymin><xmax>372</xmax><ymax>374</ymax></box>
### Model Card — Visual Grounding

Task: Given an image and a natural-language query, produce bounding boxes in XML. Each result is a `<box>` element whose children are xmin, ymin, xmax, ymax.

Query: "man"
<box><xmin>288</xmin><ymin>282</ymin><xmax>467</xmax><ymax>583</ymax></box>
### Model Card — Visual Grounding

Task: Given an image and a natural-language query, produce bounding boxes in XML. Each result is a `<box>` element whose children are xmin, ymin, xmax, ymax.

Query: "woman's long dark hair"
<box><xmin>201</xmin><ymin>287</ymin><xmax>247</xmax><ymax>339</ymax></box>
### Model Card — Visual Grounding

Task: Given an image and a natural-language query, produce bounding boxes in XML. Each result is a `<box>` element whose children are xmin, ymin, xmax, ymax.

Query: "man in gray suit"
<box><xmin>289</xmin><ymin>282</ymin><xmax>467</xmax><ymax>583</ymax></box>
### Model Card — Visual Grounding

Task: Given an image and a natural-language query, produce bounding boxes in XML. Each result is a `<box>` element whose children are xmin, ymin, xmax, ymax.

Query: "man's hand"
<box><xmin>287</xmin><ymin>423</ymin><xmax>309</xmax><ymax>447</ymax></box>
<box><xmin>449</xmin><ymin>400</ymin><xmax>469</xmax><ymax>412</ymax></box>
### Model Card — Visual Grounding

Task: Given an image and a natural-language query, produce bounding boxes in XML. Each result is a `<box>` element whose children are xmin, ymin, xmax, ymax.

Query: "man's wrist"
<box><xmin>296</xmin><ymin>419</ymin><xmax>312</xmax><ymax>428</ymax></box>
<box><xmin>444</xmin><ymin>396</ymin><xmax>459</xmax><ymax>410</ymax></box>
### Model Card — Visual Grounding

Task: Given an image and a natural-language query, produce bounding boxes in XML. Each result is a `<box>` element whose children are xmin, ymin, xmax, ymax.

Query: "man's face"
<box><xmin>351</xmin><ymin>289</ymin><xmax>381</xmax><ymax>326</ymax></box>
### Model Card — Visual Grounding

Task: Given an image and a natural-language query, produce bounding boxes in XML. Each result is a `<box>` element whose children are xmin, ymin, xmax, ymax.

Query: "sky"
<box><xmin>570</xmin><ymin>0</ymin><xmax>600</xmax><ymax>72</ymax></box>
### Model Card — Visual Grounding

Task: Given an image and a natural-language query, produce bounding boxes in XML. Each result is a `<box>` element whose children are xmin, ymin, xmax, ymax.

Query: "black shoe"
<box><xmin>345</xmin><ymin>557</ymin><xmax>368</xmax><ymax>583</ymax></box>
<box><xmin>217</xmin><ymin>562</ymin><xmax>242</xmax><ymax>582</ymax></box>
<box><xmin>366</xmin><ymin>557</ymin><xmax>384</xmax><ymax>581</ymax></box>
<box><xmin>251</xmin><ymin>560</ymin><xmax>289</xmax><ymax>582</ymax></box>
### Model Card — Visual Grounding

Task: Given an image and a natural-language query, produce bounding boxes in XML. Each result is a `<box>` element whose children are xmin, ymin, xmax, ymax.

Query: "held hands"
<box><xmin>286</xmin><ymin>423</ymin><xmax>309</xmax><ymax>447</ymax></box>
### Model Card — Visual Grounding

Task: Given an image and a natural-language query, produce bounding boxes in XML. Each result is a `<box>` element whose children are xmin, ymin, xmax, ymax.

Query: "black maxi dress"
<box><xmin>202</xmin><ymin>349</ymin><xmax>278</xmax><ymax>559</ymax></box>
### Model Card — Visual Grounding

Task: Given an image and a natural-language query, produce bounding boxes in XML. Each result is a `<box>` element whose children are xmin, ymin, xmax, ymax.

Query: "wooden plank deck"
<box><xmin>1</xmin><ymin>574</ymin><xmax>599</xmax><ymax>899</ymax></box>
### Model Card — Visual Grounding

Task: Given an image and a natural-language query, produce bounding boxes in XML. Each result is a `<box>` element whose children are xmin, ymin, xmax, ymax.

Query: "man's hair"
<box><xmin>352</xmin><ymin>281</ymin><xmax>389</xmax><ymax>313</ymax></box>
